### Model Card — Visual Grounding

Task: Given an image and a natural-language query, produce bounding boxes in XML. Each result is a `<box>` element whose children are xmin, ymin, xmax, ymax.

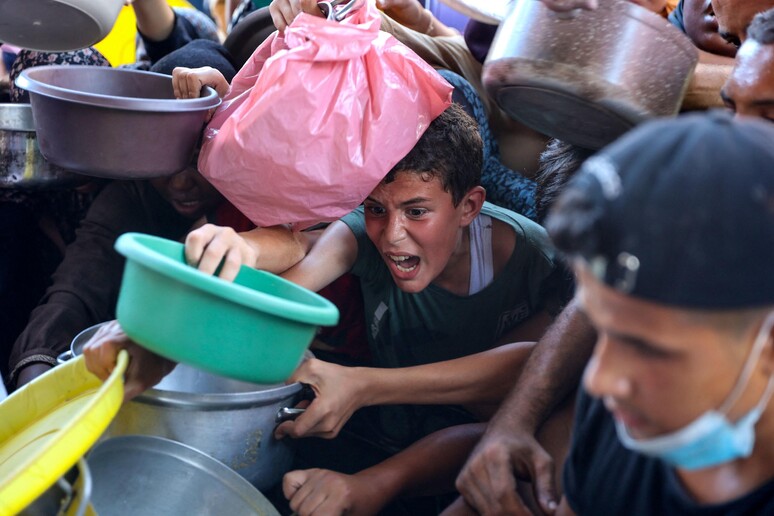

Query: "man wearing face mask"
<box><xmin>540</xmin><ymin>111</ymin><xmax>774</xmax><ymax>515</ymax></box>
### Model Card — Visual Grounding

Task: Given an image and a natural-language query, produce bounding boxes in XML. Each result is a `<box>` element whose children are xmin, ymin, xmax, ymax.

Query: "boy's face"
<box><xmin>363</xmin><ymin>171</ymin><xmax>482</xmax><ymax>294</ymax></box>
<box><xmin>150</xmin><ymin>166</ymin><xmax>223</xmax><ymax>220</ymax></box>
<box><xmin>576</xmin><ymin>265</ymin><xmax>772</xmax><ymax>441</ymax></box>
<box><xmin>712</xmin><ymin>0</ymin><xmax>774</xmax><ymax>47</ymax></box>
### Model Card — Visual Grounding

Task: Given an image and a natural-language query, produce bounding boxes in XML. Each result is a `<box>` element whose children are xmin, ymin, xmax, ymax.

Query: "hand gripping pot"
<box><xmin>198</xmin><ymin>0</ymin><xmax>453</xmax><ymax>229</ymax></box>
<box><xmin>114</xmin><ymin>232</ymin><xmax>339</xmax><ymax>384</ymax></box>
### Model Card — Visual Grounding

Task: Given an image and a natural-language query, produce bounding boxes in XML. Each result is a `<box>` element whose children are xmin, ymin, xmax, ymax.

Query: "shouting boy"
<box><xmin>85</xmin><ymin>103</ymin><xmax>566</xmax><ymax>470</ymax></box>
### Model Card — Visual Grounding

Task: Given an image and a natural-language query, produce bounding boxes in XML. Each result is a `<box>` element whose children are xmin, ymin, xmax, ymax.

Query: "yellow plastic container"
<box><xmin>0</xmin><ymin>352</ymin><xmax>127</xmax><ymax>515</ymax></box>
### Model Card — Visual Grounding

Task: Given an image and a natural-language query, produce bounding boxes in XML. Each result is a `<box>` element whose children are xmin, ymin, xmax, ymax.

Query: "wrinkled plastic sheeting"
<box><xmin>198</xmin><ymin>0</ymin><xmax>452</xmax><ymax>229</ymax></box>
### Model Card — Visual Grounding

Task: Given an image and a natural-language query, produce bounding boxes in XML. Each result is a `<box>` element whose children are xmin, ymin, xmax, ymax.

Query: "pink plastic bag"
<box><xmin>198</xmin><ymin>0</ymin><xmax>452</xmax><ymax>229</ymax></box>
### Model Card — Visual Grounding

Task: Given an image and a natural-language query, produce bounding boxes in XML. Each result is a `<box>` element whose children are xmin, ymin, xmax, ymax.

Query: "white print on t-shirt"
<box><xmin>371</xmin><ymin>302</ymin><xmax>388</xmax><ymax>340</ymax></box>
<box><xmin>495</xmin><ymin>302</ymin><xmax>531</xmax><ymax>338</ymax></box>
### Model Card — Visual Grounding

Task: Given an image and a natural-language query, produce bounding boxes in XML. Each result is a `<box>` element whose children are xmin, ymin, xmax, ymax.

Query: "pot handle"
<box><xmin>275</xmin><ymin>407</ymin><xmax>306</xmax><ymax>424</ymax></box>
<box><xmin>57</xmin><ymin>349</ymin><xmax>75</xmax><ymax>365</ymax></box>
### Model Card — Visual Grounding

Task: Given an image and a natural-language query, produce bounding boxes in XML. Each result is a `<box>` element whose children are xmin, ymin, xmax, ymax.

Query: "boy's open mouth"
<box><xmin>387</xmin><ymin>254</ymin><xmax>420</xmax><ymax>273</ymax></box>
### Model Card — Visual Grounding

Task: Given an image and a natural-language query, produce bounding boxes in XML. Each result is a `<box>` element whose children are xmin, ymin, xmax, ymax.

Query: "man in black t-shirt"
<box><xmin>542</xmin><ymin>111</ymin><xmax>774</xmax><ymax>515</ymax></box>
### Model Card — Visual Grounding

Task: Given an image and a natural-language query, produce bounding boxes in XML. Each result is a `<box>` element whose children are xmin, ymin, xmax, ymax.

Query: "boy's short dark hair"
<box><xmin>383</xmin><ymin>103</ymin><xmax>483</xmax><ymax>206</ymax></box>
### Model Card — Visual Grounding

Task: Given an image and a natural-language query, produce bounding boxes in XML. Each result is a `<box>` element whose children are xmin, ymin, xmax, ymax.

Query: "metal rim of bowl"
<box><xmin>14</xmin><ymin>66</ymin><xmax>221</xmax><ymax>113</ymax></box>
<box><xmin>116</xmin><ymin>233</ymin><xmax>340</xmax><ymax>327</ymax></box>
<box><xmin>70</xmin><ymin>323</ymin><xmax>305</xmax><ymax>409</ymax></box>
<box><xmin>87</xmin><ymin>435</ymin><xmax>280</xmax><ymax>515</ymax></box>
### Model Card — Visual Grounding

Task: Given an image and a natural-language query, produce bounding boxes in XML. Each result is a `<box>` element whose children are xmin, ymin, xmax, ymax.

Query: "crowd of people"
<box><xmin>3</xmin><ymin>0</ymin><xmax>774</xmax><ymax>515</ymax></box>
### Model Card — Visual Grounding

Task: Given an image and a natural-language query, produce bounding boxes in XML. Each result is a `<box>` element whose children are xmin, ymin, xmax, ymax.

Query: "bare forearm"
<box><xmin>133</xmin><ymin>0</ymin><xmax>176</xmax><ymax>41</ymax></box>
<box><xmin>240</xmin><ymin>225</ymin><xmax>311</xmax><ymax>274</ymax></box>
<box><xmin>680</xmin><ymin>50</ymin><xmax>733</xmax><ymax>112</ymax></box>
<box><xmin>362</xmin><ymin>342</ymin><xmax>534</xmax><ymax>408</ymax></box>
<box><xmin>487</xmin><ymin>299</ymin><xmax>595</xmax><ymax>434</ymax></box>
<box><xmin>358</xmin><ymin>423</ymin><xmax>486</xmax><ymax>503</ymax></box>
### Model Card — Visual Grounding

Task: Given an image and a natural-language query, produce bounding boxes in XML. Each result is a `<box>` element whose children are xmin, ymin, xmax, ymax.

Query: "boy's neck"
<box><xmin>432</xmin><ymin>226</ymin><xmax>471</xmax><ymax>296</ymax></box>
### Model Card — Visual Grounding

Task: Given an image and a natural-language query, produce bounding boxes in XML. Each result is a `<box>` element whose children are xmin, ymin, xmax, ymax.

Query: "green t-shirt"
<box><xmin>341</xmin><ymin>202</ymin><xmax>562</xmax><ymax>369</ymax></box>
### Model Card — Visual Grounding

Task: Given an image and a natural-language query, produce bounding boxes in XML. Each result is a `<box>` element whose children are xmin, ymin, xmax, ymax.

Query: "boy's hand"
<box><xmin>269</xmin><ymin>0</ymin><xmax>322</xmax><ymax>32</ymax></box>
<box><xmin>376</xmin><ymin>0</ymin><xmax>425</xmax><ymax>30</ymax></box>
<box><xmin>185</xmin><ymin>224</ymin><xmax>258</xmax><ymax>281</ymax></box>
<box><xmin>283</xmin><ymin>468</ymin><xmax>385</xmax><ymax>516</ymax></box>
<box><xmin>83</xmin><ymin>320</ymin><xmax>176</xmax><ymax>401</ymax></box>
<box><xmin>274</xmin><ymin>358</ymin><xmax>367</xmax><ymax>439</ymax></box>
<box><xmin>455</xmin><ymin>427</ymin><xmax>558</xmax><ymax>516</ymax></box>
<box><xmin>172</xmin><ymin>66</ymin><xmax>229</xmax><ymax>99</ymax></box>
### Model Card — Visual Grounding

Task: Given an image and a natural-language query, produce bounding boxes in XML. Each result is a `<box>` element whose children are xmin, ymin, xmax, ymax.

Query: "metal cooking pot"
<box><xmin>87</xmin><ymin>436</ymin><xmax>280</xmax><ymax>516</ymax></box>
<box><xmin>0</xmin><ymin>0</ymin><xmax>123</xmax><ymax>52</ymax></box>
<box><xmin>483</xmin><ymin>0</ymin><xmax>699</xmax><ymax>149</ymax></box>
<box><xmin>67</xmin><ymin>323</ymin><xmax>307</xmax><ymax>491</ymax></box>
<box><xmin>19</xmin><ymin>459</ymin><xmax>91</xmax><ymax>516</ymax></box>
<box><xmin>0</xmin><ymin>104</ymin><xmax>84</xmax><ymax>189</ymax></box>
<box><xmin>15</xmin><ymin>66</ymin><xmax>221</xmax><ymax>179</ymax></box>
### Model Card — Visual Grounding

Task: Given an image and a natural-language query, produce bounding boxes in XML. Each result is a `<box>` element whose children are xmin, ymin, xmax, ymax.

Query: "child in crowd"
<box><xmin>84</xmin><ymin>103</ymin><xmax>568</xmax><ymax>503</ymax></box>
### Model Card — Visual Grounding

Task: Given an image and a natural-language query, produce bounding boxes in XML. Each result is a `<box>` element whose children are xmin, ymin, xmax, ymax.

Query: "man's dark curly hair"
<box><xmin>383</xmin><ymin>103</ymin><xmax>483</xmax><ymax>207</ymax></box>
<box><xmin>748</xmin><ymin>8</ymin><xmax>774</xmax><ymax>44</ymax></box>
<box><xmin>535</xmin><ymin>139</ymin><xmax>594</xmax><ymax>223</ymax></box>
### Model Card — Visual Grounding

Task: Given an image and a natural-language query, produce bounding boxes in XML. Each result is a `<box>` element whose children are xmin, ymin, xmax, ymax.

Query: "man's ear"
<box><xmin>760</xmin><ymin>313</ymin><xmax>774</xmax><ymax>376</ymax></box>
<box><xmin>459</xmin><ymin>186</ymin><xmax>486</xmax><ymax>227</ymax></box>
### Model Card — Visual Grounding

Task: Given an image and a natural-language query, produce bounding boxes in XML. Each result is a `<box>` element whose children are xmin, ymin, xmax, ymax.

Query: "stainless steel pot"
<box><xmin>483</xmin><ymin>0</ymin><xmax>699</xmax><ymax>149</ymax></box>
<box><xmin>68</xmin><ymin>323</ymin><xmax>306</xmax><ymax>491</ymax></box>
<box><xmin>15</xmin><ymin>66</ymin><xmax>221</xmax><ymax>179</ymax></box>
<box><xmin>87</xmin><ymin>436</ymin><xmax>280</xmax><ymax>516</ymax></box>
<box><xmin>20</xmin><ymin>459</ymin><xmax>91</xmax><ymax>516</ymax></box>
<box><xmin>0</xmin><ymin>104</ymin><xmax>84</xmax><ymax>189</ymax></box>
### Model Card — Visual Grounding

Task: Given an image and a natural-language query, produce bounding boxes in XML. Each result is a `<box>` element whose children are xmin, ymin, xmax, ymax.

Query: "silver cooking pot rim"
<box><xmin>66</xmin><ymin>323</ymin><xmax>305</xmax><ymax>410</ymax></box>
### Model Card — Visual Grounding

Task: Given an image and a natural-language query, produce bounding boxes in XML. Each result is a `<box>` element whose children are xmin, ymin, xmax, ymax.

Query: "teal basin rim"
<box><xmin>115</xmin><ymin>232</ymin><xmax>339</xmax><ymax>327</ymax></box>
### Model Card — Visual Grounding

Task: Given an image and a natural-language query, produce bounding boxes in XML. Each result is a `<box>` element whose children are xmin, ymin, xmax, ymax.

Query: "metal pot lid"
<box><xmin>0</xmin><ymin>0</ymin><xmax>121</xmax><ymax>52</ymax></box>
<box><xmin>87</xmin><ymin>436</ymin><xmax>280</xmax><ymax>516</ymax></box>
<box><xmin>15</xmin><ymin>66</ymin><xmax>221</xmax><ymax>113</ymax></box>
<box><xmin>437</xmin><ymin>0</ymin><xmax>510</xmax><ymax>24</ymax></box>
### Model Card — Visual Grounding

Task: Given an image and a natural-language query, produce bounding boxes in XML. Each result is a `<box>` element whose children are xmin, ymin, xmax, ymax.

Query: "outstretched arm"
<box><xmin>275</xmin><ymin>340</ymin><xmax>534</xmax><ymax>439</ymax></box>
<box><xmin>455</xmin><ymin>299</ymin><xmax>595</xmax><ymax>515</ymax></box>
<box><xmin>283</xmin><ymin>423</ymin><xmax>486</xmax><ymax>516</ymax></box>
<box><xmin>130</xmin><ymin>0</ymin><xmax>176</xmax><ymax>42</ymax></box>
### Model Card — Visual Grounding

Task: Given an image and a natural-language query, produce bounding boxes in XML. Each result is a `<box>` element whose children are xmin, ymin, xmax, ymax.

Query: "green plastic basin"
<box><xmin>114</xmin><ymin>232</ymin><xmax>339</xmax><ymax>384</ymax></box>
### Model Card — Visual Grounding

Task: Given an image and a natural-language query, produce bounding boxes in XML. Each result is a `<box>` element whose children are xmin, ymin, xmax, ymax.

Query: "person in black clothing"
<box><xmin>543</xmin><ymin>111</ymin><xmax>774</xmax><ymax>515</ymax></box>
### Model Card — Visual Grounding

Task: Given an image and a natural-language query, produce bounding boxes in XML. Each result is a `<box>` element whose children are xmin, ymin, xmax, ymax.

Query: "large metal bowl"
<box><xmin>88</xmin><ymin>436</ymin><xmax>280</xmax><ymax>516</ymax></box>
<box><xmin>14</xmin><ymin>66</ymin><xmax>221</xmax><ymax>179</ymax></box>
<box><xmin>0</xmin><ymin>104</ymin><xmax>84</xmax><ymax>189</ymax></box>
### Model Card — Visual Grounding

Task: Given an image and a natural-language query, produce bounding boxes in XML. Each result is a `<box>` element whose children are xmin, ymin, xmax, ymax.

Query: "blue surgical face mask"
<box><xmin>614</xmin><ymin>312</ymin><xmax>774</xmax><ymax>471</ymax></box>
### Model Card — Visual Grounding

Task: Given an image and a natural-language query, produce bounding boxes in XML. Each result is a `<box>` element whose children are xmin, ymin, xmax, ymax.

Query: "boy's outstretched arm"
<box><xmin>274</xmin><ymin>340</ymin><xmax>534</xmax><ymax>440</ymax></box>
<box><xmin>283</xmin><ymin>423</ymin><xmax>486</xmax><ymax>516</ymax></box>
<box><xmin>185</xmin><ymin>223</ymin><xmax>313</xmax><ymax>281</ymax></box>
